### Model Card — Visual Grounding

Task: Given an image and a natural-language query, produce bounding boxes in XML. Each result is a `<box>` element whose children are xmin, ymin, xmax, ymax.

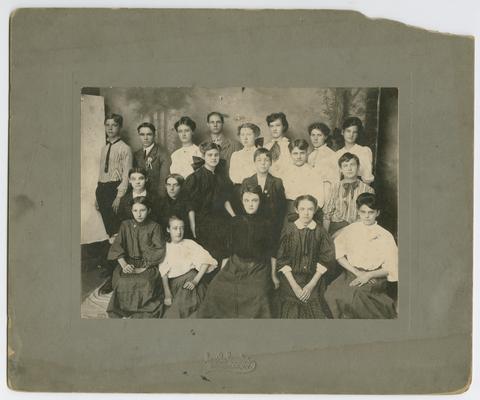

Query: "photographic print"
<box><xmin>80</xmin><ymin>87</ymin><xmax>399</xmax><ymax>319</ymax></box>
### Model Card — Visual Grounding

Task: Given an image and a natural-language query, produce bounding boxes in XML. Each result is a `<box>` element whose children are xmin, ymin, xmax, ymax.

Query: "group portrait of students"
<box><xmin>92</xmin><ymin>108</ymin><xmax>398</xmax><ymax>319</ymax></box>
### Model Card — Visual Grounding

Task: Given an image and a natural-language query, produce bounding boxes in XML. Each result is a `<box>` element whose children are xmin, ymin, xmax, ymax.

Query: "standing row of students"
<box><xmin>93</xmin><ymin>110</ymin><xmax>397</xmax><ymax>319</ymax></box>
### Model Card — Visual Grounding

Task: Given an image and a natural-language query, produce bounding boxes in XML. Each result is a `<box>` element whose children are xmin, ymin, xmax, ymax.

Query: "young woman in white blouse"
<box><xmin>229</xmin><ymin>122</ymin><xmax>263</xmax><ymax>213</ymax></box>
<box><xmin>160</xmin><ymin>215</ymin><xmax>218</xmax><ymax>318</ymax></box>
<box><xmin>324</xmin><ymin>192</ymin><xmax>398</xmax><ymax>319</ymax></box>
<box><xmin>170</xmin><ymin>116</ymin><xmax>203</xmax><ymax>178</ymax></box>
<box><xmin>335</xmin><ymin>117</ymin><xmax>374</xmax><ymax>184</ymax></box>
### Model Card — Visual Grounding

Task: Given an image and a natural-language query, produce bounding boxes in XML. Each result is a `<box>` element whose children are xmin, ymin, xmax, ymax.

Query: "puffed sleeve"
<box><xmin>276</xmin><ymin>224</ymin><xmax>293</xmax><ymax>272</ymax></box>
<box><xmin>188</xmin><ymin>240</ymin><xmax>218</xmax><ymax>273</ymax></box>
<box><xmin>183</xmin><ymin>172</ymin><xmax>199</xmax><ymax>212</ymax></box>
<box><xmin>107</xmin><ymin>222</ymin><xmax>128</xmax><ymax>260</ymax></box>
<box><xmin>382</xmin><ymin>234</ymin><xmax>398</xmax><ymax>282</ymax></box>
<box><xmin>228</xmin><ymin>151</ymin><xmax>243</xmax><ymax>184</ymax></box>
<box><xmin>361</xmin><ymin>146</ymin><xmax>374</xmax><ymax>184</ymax></box>
<box><xmin>316</xmin><ymin>226</ymin><xmax>336</xmax><ymax>272</ymax></box>
<box><xmin>158</xmin><ymin>253</ymin><xmax>171</xmax><ymax>277</ymax></box>
<box><xmin>143</xmin><ymin>223</ymin><xmax>166</xmax><ymax>266</ymax></box>
<box><xmin>323</xmin><ymin>182</ymin><xmax>340</xmax><ymax>221</ymax></box>
<box><xmin>117</xmin><ymin>146</ymin><xmax>133</xmax><ymax>197</ymax></box>
<box><xmin>333</xmin><ymin>226</ymin><xmax>350</xmax><ymax>260</ymax></box>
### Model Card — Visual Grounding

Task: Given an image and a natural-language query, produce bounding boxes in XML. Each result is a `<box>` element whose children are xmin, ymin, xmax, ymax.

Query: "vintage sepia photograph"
<box><xmin>80</xmin><ymin>87</ymin><xmax>398</xmax><ymax>319</ymax></box>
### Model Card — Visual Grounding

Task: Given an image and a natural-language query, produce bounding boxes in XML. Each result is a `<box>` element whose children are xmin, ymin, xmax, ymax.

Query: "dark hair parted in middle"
<box><xmin>237</xmin><ymin>122</ymin><xmax>261</xmax><ymax>137</ymax></box>
<box><xmin>293</xmin><ymin>194</ymin><xmax>318</xmax><ymax>210</ymax></box>
<box><xmin>137</xmin><ymin>122</ymin><xmax>156</xmax><ymax>134</ymax></box>
<box><xmin>165</xmin><ymin>173</ymin><xmax>185</xmax><ymax>185</ymax></box>
<box><xmin>356</xmin><ymin>192</ymin><xmax>379</xmax><ymax>211</ymax></box>
<box><xmin>174</xmin><ymin>116</ymin><xmax>196</xmax><ymax>132</ymax></box>
<box><xmin>128</xmin><ymin>167</ymin><xmax>148</xmax><ymax>178</ymax></box>
<box><xmin>241</xmin><ymin>183</ymin><xmax>263</xmax><ymax>199</ymax></box>
<box><xmin>288</xmin><ymin>138</ymin><xmax>309</xmax><ymax>152</ymax></box>
<box><xmin>337</xmin><ymin>152</ymin><xmax>360</xmax><ymax>167</ymax></box>
<box><xmin>131</xmin><ymin>196</ymin><xmax>152</xmax><ymax>210</ymax></box>
<box><xmin>266</xmin><ymin>112</ymin><xmax>289</xmax><ymax>132</ymax></box>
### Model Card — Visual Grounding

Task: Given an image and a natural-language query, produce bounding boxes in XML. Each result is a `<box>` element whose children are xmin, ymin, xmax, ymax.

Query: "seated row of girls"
<box><xmin>107</xmin><ymin>189</ymin><xmax>396</xmax><ymax>319</ymax></box>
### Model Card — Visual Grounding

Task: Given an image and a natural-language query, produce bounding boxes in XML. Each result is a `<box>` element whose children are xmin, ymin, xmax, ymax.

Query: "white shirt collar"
<box><xmin>132</xmin><ymin>190</ymin><xmax>147</xmax><ymax>198</ymax></box>
<box><xmin>143</xmin><ymin>143</ymin><xmax>155</xmax><ymax>156</ymax></box>
<box><xmin>294</xmin><ymin>219</ymin><xmax>317</xmax><ymax>230</ymax></box>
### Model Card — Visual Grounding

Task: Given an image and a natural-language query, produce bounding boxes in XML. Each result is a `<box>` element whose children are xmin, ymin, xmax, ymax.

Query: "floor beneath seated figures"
<box><xmin>81</xmin><ymin>241</ymin><xmax>112</xmax><ymax>318</ymax></box>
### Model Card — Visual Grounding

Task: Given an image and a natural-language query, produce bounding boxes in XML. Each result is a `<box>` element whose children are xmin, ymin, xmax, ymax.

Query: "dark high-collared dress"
<box><xmin>241</xmin><ymin>173</ymin><xmax>286</xmax><ymax>251</ymax></box>
<box><xmin>198</xmin><ymin>214</ymin><xmax>273</xmax><ymax>318</ymax></box>
<box><xmin>276</xmin><ymin>221</ymin><xmax>336</xmax><ymax>319</ymax></box>
<box><xmin>183</xmin><ymin>165</ymin><xmax>234</xmax><ymax>262</ymax></box>
<box><xmin>107</xmin><ymin>219</ymin><xmax>166</xmax><ymax>318</ymax></box>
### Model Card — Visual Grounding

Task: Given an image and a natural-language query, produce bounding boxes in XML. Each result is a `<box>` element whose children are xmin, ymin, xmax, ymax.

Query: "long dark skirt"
<box><xmin>107</xmin><ymin>265</ymin><xmax>163</xmax><ymax>318</ymax></box>
<box><xmin>198</xmin><ymin>254</ymin><xmax>271</xmax><ymax>318</ymax></box>
<box><xmin>163</xmin><ymin>269</ymin><xmax>207</xmax><ymax>319</ymax></box>
<box><xmin>324</xmin><ymin>270</ymin><xmax>397</xmax><ymax>319</ymax></box>
<box><xmin>277</xmin><ymin>272</ymin><xmax>328</xmax><ymax>319</ymax></box>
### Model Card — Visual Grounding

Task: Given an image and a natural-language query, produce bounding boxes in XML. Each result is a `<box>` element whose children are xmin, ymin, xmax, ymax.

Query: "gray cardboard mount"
<box><xmin>8</xmin><ymin>9</ymin><xmax>473</xmax><ymax>393</ymax></box>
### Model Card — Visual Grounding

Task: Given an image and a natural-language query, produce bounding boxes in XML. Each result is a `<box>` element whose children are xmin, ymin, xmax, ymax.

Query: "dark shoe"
<box><xmin>98</xmin><ymin>279</ymin><xmax>113</xmax><ymax>295</ymax></box>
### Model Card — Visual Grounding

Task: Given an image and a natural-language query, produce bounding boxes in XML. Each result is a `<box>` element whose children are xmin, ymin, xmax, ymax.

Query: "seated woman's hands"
<box><xmin>164</xmin><ymin>296</ymin><xmax>172</xmax><ymax>306</ymax></box>
<box><xmin>349</xmin><ymin>271</ymin><xmax>372</xmax><ymax>287</ymax></box>
<box><xmin>183</xmin><ymin>280</ymin><xmax>197</xmax><ymax>291</ymax></box>
<box><xmin>299</xmin><ymin>283</ymin><xmax>314</xmax><ymax>302</ymax></box>
<box><xmin>121</xmin><ymin>264</ymin><xmax>135</xmax><ymax>274</ymax></box>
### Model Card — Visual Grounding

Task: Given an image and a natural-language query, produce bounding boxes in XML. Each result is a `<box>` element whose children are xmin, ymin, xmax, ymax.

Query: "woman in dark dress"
<box><xmin>107</xmin><ymin>196</ymin><xmax>166</xmax><ymax>318</ymax></box>
<box><xmin>156</xmin><ymin>173</ymin><xmax>194</xmax><ymax>239</ymax></box>
<box><xmin>183</xmin><ymin>142</ymin><xmax>235</xmax><ymax>265</ymax></box>
<box><xmin>198</xmin><ymin>184</ymin><xmax>274</xmax><ymax>318</ymax></box>
<box><xmin>276</xmin><ymin>195</ymin><xmax>336</xmax><ymax>319</ymax></box>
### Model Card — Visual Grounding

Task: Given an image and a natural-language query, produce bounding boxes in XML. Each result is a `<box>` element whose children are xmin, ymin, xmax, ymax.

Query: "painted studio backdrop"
<box><xmin>80</xmin><ymin>87</ymin><xmax>399</xmax><ymax>319</ymax></box>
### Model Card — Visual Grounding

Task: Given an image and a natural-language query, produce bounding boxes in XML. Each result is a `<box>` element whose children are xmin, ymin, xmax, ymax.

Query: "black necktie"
<box><xmin>104</xmin><ymin>139</ymin><xmax>119</xmax><ymax>173</ymax></box>
<box><xmin>144</xmin><ymin>149</ymin><xmax>148</xmax><ymax>160</ymax></box>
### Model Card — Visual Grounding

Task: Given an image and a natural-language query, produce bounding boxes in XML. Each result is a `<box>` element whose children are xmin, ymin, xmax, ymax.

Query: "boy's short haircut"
<box><xmin>266</xmin><ymin>112</ymin><xmax>289</xmax><ymax>132</ymax></box>
<box><xmin>308</xmin><ymin>122</ymin><xmax>331</xmax><ymax>137</ymax></box>
<box><xmin>174</xmin><ymin>116</ymin><xmax>196</xmax><ymax>132</ymax></box>
<box><xmin>165</xmin><ymin>173</ymin><xmax>185</xmax><ymax>186</ymax></box>
<box><xmin>288</xmin><ymin>138</ymin><xmax>309</xmax><ymax>153</ymax></box>
<box><xmin>337</xmin><ymin>152</ymin><xmax>360</xmax><ymax>167</ymax></box>
<box><xmin>131</xmin><ymin>196</ymin><xmax>151</xmax><ymax>210</ymax></box>
<box><xmin>206</xmin><ymin>111</ymin><xmax>224</xmax><ymax>123</ymax></box>
<box><xmin>294</xmin><ymin>194</ymin><xmax>318</xmax><ymax>210</ymax></box>
<box><xmin>104</xmin><ymin>113</ymin><xmax>123</xmax><ymax>128</ymax></box>
<box><xmin>200</xmin><ymin>141</ymin><xmax>221</xmax><ymax>155</ymax></box>
<box><xmin>137</xmin><ymin>122</ymin><xmax>156</xmax><ymax>135</ymax></box>
<box><xmin>356</xmin><ymin>192</ymin><xmax>379</xmax><ymax>211</ymax></box>
<box><xmin>128</xmin><ymin>167</ymin><xmax>148</xmax><ymax>178</ymax></box>
<box><xmin>253</xmin><ymin>147</ymin><xmax>272</xmax><ymax>162</ymax></box>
